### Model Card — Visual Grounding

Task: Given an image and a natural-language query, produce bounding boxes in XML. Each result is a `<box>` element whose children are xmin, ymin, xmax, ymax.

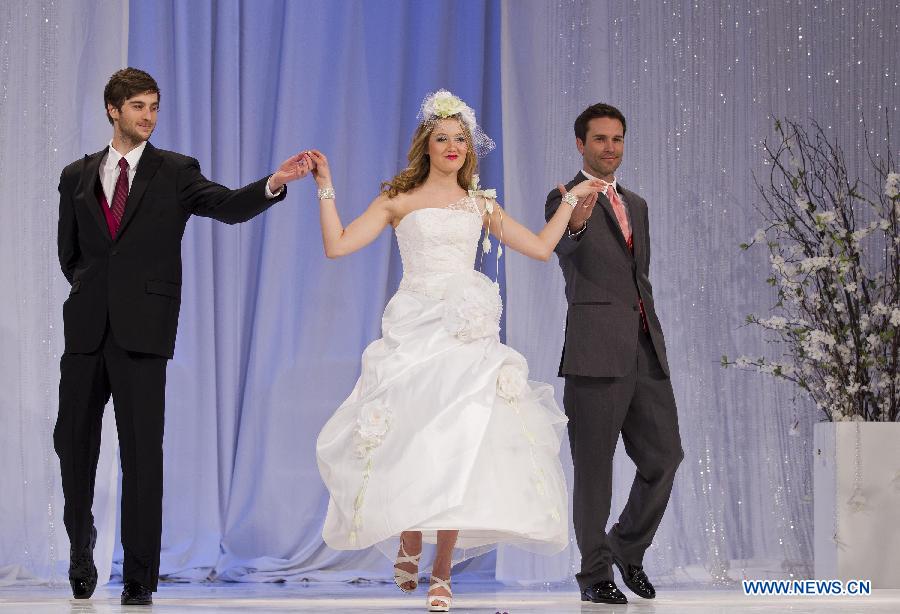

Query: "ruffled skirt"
<box><xmin>316</xmin><ymin>271</ymin><xmax>569</xmax><ymax>562</ymax></box>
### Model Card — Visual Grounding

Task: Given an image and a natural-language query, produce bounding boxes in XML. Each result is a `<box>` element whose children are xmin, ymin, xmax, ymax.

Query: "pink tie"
<box><xmin>603</xmin><ymin>182</ymin><xmax>630</xmax><ymax>242</ymax></box>
<box><xmin>109</xmin><ymin>157</ymin><xmax>129</xmax><ymax>236</ymax></box>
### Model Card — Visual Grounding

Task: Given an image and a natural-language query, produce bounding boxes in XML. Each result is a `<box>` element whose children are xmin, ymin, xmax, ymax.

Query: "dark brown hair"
<box><xmin>574</xmin><ymin>103</ymin><xmax>627</xmax><ymax>142</ymax></box>
<box><xmin>104</xmin><ymin>67</ymin><xmax>160</xmax><ymax>125</ymax></box>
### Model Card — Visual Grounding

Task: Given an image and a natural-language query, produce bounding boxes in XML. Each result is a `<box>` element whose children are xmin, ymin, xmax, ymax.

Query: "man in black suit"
<box><xmin>55</xmin><ymin>67</ymin><xmax>311</xmax><ymax>605</ymax></box>
<box><xmin>545</xmin><ymin>103</ymin><xmax>683</xmax><ymax>604</ymax></box>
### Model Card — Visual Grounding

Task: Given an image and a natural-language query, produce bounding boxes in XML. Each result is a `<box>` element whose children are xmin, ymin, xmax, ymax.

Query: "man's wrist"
<box><xmin>567</xmin><ymin>220</ymin><xmax>587</xmax><ymax>239</ymax></box>
<box><xmin>266</xmin><ymin>175</ymin><xmax>285</xmax><ymax>198</ymax></box>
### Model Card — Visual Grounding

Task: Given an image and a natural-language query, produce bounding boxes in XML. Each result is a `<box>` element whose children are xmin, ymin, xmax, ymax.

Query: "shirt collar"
<box><xmin>108</xmin><ymin>140</ymin><xmax>148</xmax><ymax>170</ymax></box>
<box><xmin>581</xmin><ymin>169</ymin><xmax>617</xmax><ymax>191</ymax></box>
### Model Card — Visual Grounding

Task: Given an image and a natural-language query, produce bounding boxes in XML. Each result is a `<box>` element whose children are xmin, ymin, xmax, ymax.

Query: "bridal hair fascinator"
<box><xmin>417</xmin><ymin>89</ymin><xmax>496</xmax><ymax>157</ymax></box>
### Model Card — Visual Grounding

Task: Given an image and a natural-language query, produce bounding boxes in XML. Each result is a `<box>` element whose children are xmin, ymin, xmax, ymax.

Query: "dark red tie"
<box><xmin>109</xmin><ymin>157</ymin><xmax>129</xmax><ymax>236</ymax></box>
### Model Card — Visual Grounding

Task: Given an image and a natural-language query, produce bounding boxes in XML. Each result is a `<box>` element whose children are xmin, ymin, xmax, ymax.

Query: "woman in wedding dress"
<box><xmin>311</xmin><ymin>90</ymin><xmax>603</xmax><ymax>611</ymax></box>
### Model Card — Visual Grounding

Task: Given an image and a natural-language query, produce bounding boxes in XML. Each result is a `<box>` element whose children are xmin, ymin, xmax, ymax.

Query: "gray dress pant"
<box><xmin>564</xmin><ymin>330</ymin><xmax>683</xmax><ymax>590</ymax></box>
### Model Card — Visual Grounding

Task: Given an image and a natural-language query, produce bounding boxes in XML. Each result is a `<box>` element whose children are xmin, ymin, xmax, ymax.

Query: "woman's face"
<box><xmin>427</xmin><ymin>118</ymin><xmax>468</xmax><ymax>175</ymax></box>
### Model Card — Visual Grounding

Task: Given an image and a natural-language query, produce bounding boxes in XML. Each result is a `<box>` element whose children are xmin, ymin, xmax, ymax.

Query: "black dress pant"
<box><xmin>54</xmin><ymin>323</ymin><xmax>167</xmax><ymax>590</ymax></box>
<box><xmin>564</xmin><ymin>331</ymin><xmax>683</xmax><ymax>590</ymax></box>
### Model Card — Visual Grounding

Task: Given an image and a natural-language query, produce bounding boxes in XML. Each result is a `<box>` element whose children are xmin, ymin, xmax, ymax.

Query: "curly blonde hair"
<box><xmin>381</xmin><ymin>116</ymin><xmax>477</xmax><ymax>198</ymax></box>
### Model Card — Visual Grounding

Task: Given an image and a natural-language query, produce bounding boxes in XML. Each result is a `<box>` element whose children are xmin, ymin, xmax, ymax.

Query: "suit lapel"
<box><xmin>79</xmin><ymin>148</ymin><xmax>111</xmax><ymax>241</ymax></box>
<box><xmin>617</xmin><ymin>183</ymin><xmax>641</xmax><ymax>260</ymax></box>
<box><xmin>578</xmin><ymin>171</ymin><xmax>630</xmax><ymax>255</ymax></box>
<box><xmin>115</xmin><ymin>142</ymin><xmax>162</xmax><ymax>241</ymax></box>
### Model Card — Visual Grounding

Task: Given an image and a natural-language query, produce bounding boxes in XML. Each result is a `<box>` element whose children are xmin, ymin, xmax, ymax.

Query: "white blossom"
<box><xmin>799</xmin><ymin>256</ymin><xmax>830</xmax><ymax>272</ymax></box>
<box><xmin>837</xmin><ymin>345</ymin><xmax>852</xmax><ymax>362</ymax></box>
<box><xmin>851</xmin><ymin>228</ymin><xmax>871</xmax><ymax>243</ymax></box>
<box><xmin>814</xmin><ymin>211</ymin><xmax>836</xmax><ymax>225</ymax></box>
<box><xmin>891</xmin><ymin>309</ymin><xmax>900</xmax><ymax>326</ymax></box>
<box><xmin>778</xmin><ymin>363</ymin><xmax>796</xmax><ymax>377</ymax></box>
<box><xmin>885</xmin><ymin>172</ymin><xmax>900</xmax><ymax>198</ymax></box>
<box><xmin>802</xmin><ymin>330</ymin><xmax>837</xmax><ymax>361</ymax></box>
<box><xmin>759</xmin><ymin>316</ymin><xmax>788</xmax><ymax>329</ymax></box>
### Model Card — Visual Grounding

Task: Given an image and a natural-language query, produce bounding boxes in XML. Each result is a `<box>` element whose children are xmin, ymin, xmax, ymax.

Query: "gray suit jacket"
<box><xmin>545</xmin><ymin>173</ymin><xmax>670</xmax><ymax>378</ymax></box>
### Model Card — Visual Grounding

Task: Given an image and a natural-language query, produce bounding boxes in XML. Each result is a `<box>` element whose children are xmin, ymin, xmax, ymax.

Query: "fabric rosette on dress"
<box><xmin>441</xmin><ymin>270</ymin><xmax>502</xmax><ymax>342</ymax></box>
<box><xmin>316</xmin><ymin>200</ymin><xmax>568</xmax><ymax>565</ymax></box>
<box><xmin>354</xmin><ymin>398</ymin><xmax>392</xmax><ymax>458</ymax></box>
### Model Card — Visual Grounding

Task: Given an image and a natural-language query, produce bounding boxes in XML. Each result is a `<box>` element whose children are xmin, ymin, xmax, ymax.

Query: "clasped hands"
<box><xmin>558</xmin><ymin>180</ymin><xmax>604</xmax><ymax>232</ymax></box>
<box><xmin>267</xmin><ymin>150</ymin><xmax>332</xmax><ymax>194</ymax></box>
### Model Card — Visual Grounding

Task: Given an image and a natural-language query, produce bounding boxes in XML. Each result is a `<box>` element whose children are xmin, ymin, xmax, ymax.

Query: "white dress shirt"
<box><xmin>581</xmin><ymin>169</ymin><xmax>630</xmax><ymax>228</ymax></box>
<box><xmin>99</xmin><ymin>141</ymin><xmax>146</xmax><ymax>204</ymax></box>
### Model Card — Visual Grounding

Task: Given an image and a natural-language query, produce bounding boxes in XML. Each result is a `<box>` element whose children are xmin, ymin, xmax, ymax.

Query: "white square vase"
<box><xmin>814</xmin><ymin>422</ymin><xmax>900</xmax><ymax>588</ymax></box>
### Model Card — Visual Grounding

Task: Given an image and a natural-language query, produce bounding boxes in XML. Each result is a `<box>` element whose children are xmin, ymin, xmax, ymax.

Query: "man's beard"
<box><xmin>588</xmin><ymin>153</ymin><xmax>620</xmax><ymax>178</ymax></box>
<box><xmin>121</xmin><ymin>122</ymin><xmax>153</xmax><ymax>145</ymax></box>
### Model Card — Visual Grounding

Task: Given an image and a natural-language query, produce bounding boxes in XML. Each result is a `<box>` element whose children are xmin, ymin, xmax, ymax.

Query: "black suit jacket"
<box><xmin>545</xmin><ymin>172</ymin><xmax>669</xmax><ymax>378</ymax></box>
<box><xmin>57</xmin><ymin>142</ymin><xmax>287</xmax><ymax>358</ymax></box>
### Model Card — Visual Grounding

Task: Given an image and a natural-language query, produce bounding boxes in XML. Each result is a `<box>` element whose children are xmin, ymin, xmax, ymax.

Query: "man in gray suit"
<box><xmin>545</xmin><ymin>103</ymin><xmax>683</xmax><ymax>605</ymax></box>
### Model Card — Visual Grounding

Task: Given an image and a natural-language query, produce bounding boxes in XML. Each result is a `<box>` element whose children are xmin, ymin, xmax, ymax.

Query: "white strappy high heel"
<box><xmin>393</xmin><ymin>541</ymin><xmax>422</xmax><ymax>592</ymax></box>
<box><xmin>427</xmin><ymin>576</ymin><xmax>452</xmax><ymax>612</ymax></box>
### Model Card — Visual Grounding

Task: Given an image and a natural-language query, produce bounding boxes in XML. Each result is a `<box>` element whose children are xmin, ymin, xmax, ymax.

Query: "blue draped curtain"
<box><xmin>126</xmin><ymin>0</ymin><xmax>503</xmax><ymax>581</ymax></box>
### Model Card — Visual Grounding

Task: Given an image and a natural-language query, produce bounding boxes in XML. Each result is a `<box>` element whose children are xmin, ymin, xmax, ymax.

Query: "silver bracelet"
<box><xmin>562</xmin><ymin>192</ymin><xmax>578</xmax><ymax>208</ymax></box>
<box><xmin>317</xmin><ymin>186</ymin><xmax>335</xmax><ymax>200</ymax></box>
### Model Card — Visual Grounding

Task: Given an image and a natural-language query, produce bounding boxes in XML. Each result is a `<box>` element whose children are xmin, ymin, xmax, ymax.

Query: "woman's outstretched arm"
<box><xmin>309</xmin><ymin>150</ymin><xmax>394</xmax><ymax>258</ymax></box>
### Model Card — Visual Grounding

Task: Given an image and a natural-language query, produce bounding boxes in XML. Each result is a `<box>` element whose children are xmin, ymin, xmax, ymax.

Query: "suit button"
<box><xmin>633</xmin><ymin>305</ymin><xmax>639</xmax><ymax>311</ymax></box>
<box><xmin>111</xmin><ymin>250</ymin><xmax>119</xmax><ymax>256</ymax></box>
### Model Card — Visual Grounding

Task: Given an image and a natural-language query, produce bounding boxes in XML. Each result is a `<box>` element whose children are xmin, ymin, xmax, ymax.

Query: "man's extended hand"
<box><xmin>268</xmin><ymin>151</ymin><xmax>314</xmax><ymax>193</ymax></box>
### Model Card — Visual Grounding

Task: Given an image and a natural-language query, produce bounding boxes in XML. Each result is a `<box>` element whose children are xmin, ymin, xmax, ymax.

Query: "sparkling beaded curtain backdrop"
<box><xmin>500</xmin><ymin>0</ymin><xmax>898</xmax><ymax>583</ymax></box>
<box><xmin>0</xmin><ymin>0</ymin><xmax>128</xmax><ymax>584</ymax></box>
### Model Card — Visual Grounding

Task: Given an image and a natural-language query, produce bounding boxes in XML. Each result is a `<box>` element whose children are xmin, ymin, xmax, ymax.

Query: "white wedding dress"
<box><xmin>316</xmin><ymin>196</ymin><xmax>568</xmax><ymax>563</ymax></box>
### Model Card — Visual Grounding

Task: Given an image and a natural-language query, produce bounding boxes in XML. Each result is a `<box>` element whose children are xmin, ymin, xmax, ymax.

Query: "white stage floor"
<box><xmin>2</xmin><ymin>583</ymin><xmax>899</xmax><ymax>613</ymax></box>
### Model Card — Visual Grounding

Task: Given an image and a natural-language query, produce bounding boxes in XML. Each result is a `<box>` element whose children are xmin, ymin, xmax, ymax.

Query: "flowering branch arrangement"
<box><xmin>723</xmin><ymin>118</ymin><xmax>899</xmax><ymax>422</ymax></box>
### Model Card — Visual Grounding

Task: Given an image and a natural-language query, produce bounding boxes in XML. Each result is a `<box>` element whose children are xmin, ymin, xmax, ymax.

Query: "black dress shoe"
<box><xmin>613</xmin><ymin>556</ymin><xmax>656</xmax><ymax>599</ymax></box>
<box><xmin>581</xmin><ymin>580</ymin><xmax>628</xmax><ymax>604</ymax></box>
<box><xmin>69</xmin><ymin>526</ymin><xmax>97</xmax><ymax>599</ymax></box>
<box><xmin>121</xmin><ymin>581</ymin><xmax>153</xmax><ymax>605</ymax></box>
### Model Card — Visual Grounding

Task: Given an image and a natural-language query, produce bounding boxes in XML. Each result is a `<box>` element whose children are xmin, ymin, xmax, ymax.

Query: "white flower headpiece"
<box><xmin>417</xmin><ymin>89</ymin><xmax>496</xmax><ymax>157</ymax></box>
